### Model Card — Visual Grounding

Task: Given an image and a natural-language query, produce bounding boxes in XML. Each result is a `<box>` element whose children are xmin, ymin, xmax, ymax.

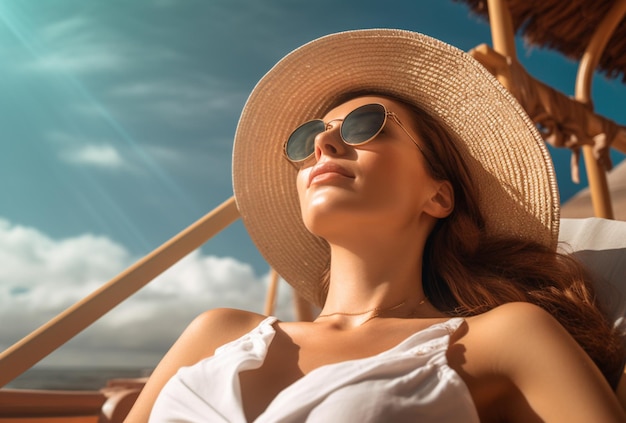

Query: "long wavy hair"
<box><xmin>401</xmin><ymin>99</ymin><xmax>625</xmax><ymax>389</ymax></box>
<box><xmin>319</xmin><ymin>92</ymin><xmax>624</xmax><ymax>387</ymax></box>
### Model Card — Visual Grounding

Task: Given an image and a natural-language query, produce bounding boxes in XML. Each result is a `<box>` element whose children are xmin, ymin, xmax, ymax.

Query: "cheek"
<box><xmin>296</xmin><ymin>168</ymin><xmax>310</xmax><ymax>205</ymax></box>
<box><xmin>364</xmin><ymin>154</ymin><xmax>434</xmax><ymax>210</ymax></box>
<box><xmin>362</xmin><ymin>153</ymin><xmax>413</xmax><ymax>192</ymax></box>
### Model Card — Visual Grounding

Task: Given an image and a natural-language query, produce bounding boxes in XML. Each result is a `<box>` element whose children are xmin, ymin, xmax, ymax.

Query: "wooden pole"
<box><xmin>486</xmin><ymin>0</ymin><xmax>517</xmax><ymax>90</ymax></box>
<box><xmin>263</xmin><ymin>269</ymin><xmax>279</xmax><ymax>316</ymax></box>
<box><xmin>574</xmin><ymin>0</ymin><xmax>626</xmax><ymax>219</ymax></box>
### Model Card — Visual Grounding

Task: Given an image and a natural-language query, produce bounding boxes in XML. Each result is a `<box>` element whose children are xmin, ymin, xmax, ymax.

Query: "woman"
<box><xmin>126</xmin><ymin>29</ymin><xmax>626</xmax><ymax>422</ymax></box>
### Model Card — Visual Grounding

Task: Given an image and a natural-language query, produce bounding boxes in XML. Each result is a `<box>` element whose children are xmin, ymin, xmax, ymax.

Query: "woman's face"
<box><xmin>295</xmin><ymin>95</ymin><xmax>451</xmax><ymax>239</ymax></box>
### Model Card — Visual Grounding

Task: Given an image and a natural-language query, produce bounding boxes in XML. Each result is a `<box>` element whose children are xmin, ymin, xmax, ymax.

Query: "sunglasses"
<box><xmin>283</xmin><ymin>103</ymin><xmax>424</xmax><ymax>164</ymax></box>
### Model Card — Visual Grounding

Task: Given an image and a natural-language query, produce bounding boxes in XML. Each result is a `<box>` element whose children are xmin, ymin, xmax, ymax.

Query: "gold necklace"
<box><xmin>317</xmin><ymin>298</ymin><xmax>426</xmax><ymax>325</ymax></box>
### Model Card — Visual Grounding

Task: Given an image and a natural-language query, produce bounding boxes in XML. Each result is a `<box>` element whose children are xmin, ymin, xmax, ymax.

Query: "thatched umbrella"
<box><xmin>455</xmin><ymin>0</ymin><xmax>626</xmax><ymax>81</ymax></box>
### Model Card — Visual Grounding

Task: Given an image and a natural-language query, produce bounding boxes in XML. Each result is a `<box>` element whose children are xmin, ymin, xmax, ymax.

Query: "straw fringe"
<box><xmin>456</xmin><ymin>0</ymin><xmax>626</xmax><ymax>82</ymax></box>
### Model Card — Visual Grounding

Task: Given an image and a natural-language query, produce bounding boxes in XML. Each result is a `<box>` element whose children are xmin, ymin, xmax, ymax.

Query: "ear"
<box><xmin>424</xmin><ymin>180</ymin><xmax>454</xmax><ymax>219</ymax></box>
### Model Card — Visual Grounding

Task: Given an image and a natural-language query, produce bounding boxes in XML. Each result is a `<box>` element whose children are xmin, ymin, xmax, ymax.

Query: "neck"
<box><xmin>319</xmin><ymin>226</ymin><xmax>430</xmax><ymax>319</ymax></box>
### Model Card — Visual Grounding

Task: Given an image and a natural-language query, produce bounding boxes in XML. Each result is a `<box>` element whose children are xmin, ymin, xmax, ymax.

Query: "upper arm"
<box><xmin>124</xmin><ymin>308</ymin><xmax>264</xmax><ymax>423</ymax></box>
<box><xmin>486</xmin><ymin>303</ymin><xmax>625</xmax><ymax>423</ymax></box>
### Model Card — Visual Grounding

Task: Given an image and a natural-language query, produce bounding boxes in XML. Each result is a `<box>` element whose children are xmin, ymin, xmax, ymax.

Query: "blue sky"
<box><xmin>1</xmin><ymin>0</ymin><xmax>624</xmax><ymax>372</ymax></box>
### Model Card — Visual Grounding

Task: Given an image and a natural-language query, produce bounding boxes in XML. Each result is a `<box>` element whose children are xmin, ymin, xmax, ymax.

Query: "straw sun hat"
<box><xmin>232</xmin><ymin>29</ymin><xmax>559</xmax><ymax>307</ymax></box>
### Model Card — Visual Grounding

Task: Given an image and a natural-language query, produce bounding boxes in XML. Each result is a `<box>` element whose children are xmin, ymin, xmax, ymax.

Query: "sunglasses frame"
<box><xmin>283</xmin><ymin>103</ymin><xmax>424</xmax><ymax>165</ymax></box>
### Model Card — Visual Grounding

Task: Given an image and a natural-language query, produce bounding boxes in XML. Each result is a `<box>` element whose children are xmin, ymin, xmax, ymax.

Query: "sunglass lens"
<box><xmin>341</xmin><ymin>103</ymin><xmax>386</xmax><ymax>144</ymax></box>
<box><xmin>286</xmin><ymin>120</ymin><xmax>325</xmax><ymax>161</ymax></box>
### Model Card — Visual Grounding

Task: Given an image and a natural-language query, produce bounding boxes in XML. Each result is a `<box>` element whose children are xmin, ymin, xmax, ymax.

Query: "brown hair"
<box><xmin>409</xmin><ymin>101</ymin><xmax>625</xmax><ymax>389</ymax></box>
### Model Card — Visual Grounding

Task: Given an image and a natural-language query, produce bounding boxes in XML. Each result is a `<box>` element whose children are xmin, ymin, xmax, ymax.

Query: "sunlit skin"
<box><xmin>126</xmin><ymin>95</ymin><xmax>626</xmax><ymax>423</ymax></box>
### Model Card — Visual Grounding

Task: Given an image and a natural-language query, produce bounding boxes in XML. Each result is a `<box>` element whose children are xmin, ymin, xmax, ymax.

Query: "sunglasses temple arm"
<box><xmin>389</xmin><ymin>113</ymin><xmax>424</xmax><ymax>155</ymax></box>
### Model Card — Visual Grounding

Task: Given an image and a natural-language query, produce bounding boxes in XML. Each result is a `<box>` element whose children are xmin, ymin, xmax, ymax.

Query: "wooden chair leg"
<box><xmin>573</xmin><ymin>0</ymin><xmax>626</xmax><ymax>219</ymax></box>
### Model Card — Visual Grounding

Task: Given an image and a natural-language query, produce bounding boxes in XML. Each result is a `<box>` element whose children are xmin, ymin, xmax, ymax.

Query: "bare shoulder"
<box><xmin>185</xmin><ymin>307</ymin><xmax>268</xmax><ymax>356</ymax></box>
<box><xmin>462</xmin><ymin>302</ymin><xmax>586</xmax><ymax>376</ymax></box>
<box><xmin>466</xmin><ymin>301</ymin><xmax>558</xmax><ymax>330</ymax></box>
<box><xmin>125</xmin><ymin>308</ymin><xmax>267</xmax><ymax>422</ymax></box>
<box><xmin>458</xmin><ymin>302</ymin><xmax>625</xmax><ymax>422</ymax></box>
<box><xmin>451</xmin><ymin>302</ymin><xmax>568</xmax><ymax>383</ymax></box>
<box><xmin>146</xmin><ymin>307</ymin><xmax>267</xmax><ymax>391</ymax></box>
<box><xmin>465</xmin><ymin>301</ymin><xmax>566</xmax><ymax>342</ymax></box>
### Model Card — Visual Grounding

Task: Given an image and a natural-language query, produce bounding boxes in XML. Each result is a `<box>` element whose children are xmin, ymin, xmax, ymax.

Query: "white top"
<box><xmin>149</xmin><ymin>316</ymin><xmax>479</xmax><ymax>422</ymax></box>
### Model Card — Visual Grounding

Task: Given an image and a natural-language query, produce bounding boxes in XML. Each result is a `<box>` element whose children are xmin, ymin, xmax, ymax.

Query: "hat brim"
<box><xmin>232</xmin><ymin>29</ymin><xmax>559</xmax><ymax>307</ymax></box>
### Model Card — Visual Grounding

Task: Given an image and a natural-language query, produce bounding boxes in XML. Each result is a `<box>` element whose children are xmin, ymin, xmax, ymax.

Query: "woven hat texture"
<box><xmin>232</xmin><ymin>29</ymin><xmax>559</xmax><ymax>306</ymax></box>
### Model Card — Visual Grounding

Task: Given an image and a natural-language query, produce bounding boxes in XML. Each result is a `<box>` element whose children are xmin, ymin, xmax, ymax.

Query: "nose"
<box><xmin>314</xmin><ymin>120</ymin><xmax>348</xmax><ymax>161</ymax></box>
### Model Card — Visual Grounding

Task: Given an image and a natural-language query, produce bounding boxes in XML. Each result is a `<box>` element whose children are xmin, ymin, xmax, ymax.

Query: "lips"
<box><xmin>308</xmin><ymin>161</ymin><xmax>354</xmax><ymax>186</ymax></box>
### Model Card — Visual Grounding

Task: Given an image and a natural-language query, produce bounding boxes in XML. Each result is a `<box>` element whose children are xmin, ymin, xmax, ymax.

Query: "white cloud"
<box><xmin>19</xmin><ymin>15</ymin><xmax>129</xmax><ymax>74</ymax></box>
<box><xmin>39</xmin><ymin>16</ymin><xmax>91</xmax><ymax>42</ymax></box>
<box><xmin>27</xmin><ymin>50</ymin><xmax>126</xmax><ymax>74</ymax></box>
<box><xmin>47</xmin><ymin>131</ymin><xmax>131</xmax><ymax>170</ymax></box>
<box><xmin>108</xmin><ymin>77</ymin><xmax>239</xmax><ymax>103</ymax></box>
<box><xmin>59</xmin><ymin>144</ymin><xmax>124</xmax><ymax>168</ymax></box>
<box><xmin>16</xmin><ymin>14</ymin><xmax>174</xmax><ymax>76</ymax></box>
<box><xmin>0</xmin><ymin>217</ymin><xmax>295</xmax><ymax>370</ymax></box>
<box><xmin>108</xmin><ymin>77</ymin><xmax>246</xmax><ymax>124</ymax></box>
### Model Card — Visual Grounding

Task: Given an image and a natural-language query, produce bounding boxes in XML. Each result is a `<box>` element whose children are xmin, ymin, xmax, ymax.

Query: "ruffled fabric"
<box><xmin>150</xmin><ymin>317</ymin><xmax>479</xmax><ymax>422</ymax></box>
